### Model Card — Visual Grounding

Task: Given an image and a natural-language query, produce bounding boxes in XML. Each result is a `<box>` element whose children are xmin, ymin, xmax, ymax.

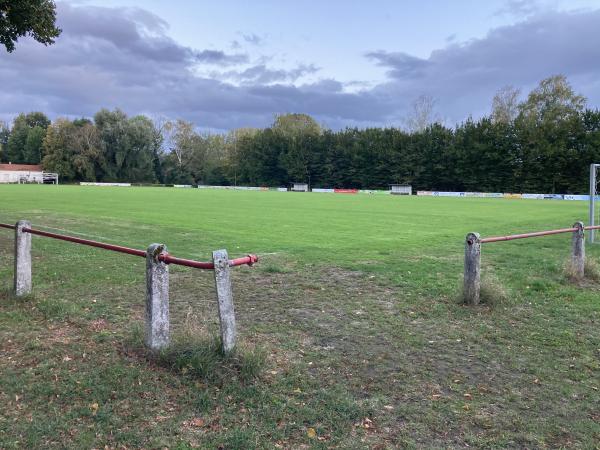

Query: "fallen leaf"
<box><xmin>307</xmin><ymin>427</ymin><xmax>317</xmax><ymax>438</ymax></box>
<box><xmin>190</xmin><ymin>417</ymin><xmax>205</xmax><ymax>427</ymax></box>
<box><xmin>90</xmin><ymin>403</ymin><xmax>99</xmax><ymax>415</ymax></box>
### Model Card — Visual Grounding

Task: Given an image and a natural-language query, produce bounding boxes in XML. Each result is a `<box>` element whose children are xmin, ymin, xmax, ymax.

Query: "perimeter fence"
<box><xmin>464</xmin><ymin>221</ymin><xmax>600</xmax><ymax>304</ymax></box>
<box><xmin>0</xmin><ymin>221</ymin><xmax>258</xmax><ymax>352</ymax></box>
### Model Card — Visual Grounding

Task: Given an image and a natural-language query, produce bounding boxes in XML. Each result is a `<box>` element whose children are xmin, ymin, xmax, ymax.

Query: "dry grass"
<box><xmin>459</xmin><ymin>272</ymin><xmax>510</xmax><ymax>306</ymax></box>
<box><xmin>563</xmin><ymin>255</ymin><xmax>600</xmax><ymax>283</ymax></box>
<box><xmin>478</xmin><ymin>275</ymin><xmax>510</xmax><ymax>306</ymax></box>
<box><xmin>125</xmin><ymin>320</ymin><xmax>266</xmax><ymax>385</ymax></box>
<box><xmin>584</xmin><ymin>255</ymin><xmax>600</xmax><ymax>281</ymax></box>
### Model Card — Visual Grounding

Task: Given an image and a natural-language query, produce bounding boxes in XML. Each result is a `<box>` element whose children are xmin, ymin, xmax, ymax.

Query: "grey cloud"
<box><xmin>57</xmin><ymin>4</ymin><xmax>190</xmax><ymax>64</ymax></box>
<box><xmin>367</xmin><ymin>9</ymin><xmax>600</xmax><ymax>122</ymax></box>
<box><xmin>1</xmin><ymin>3</ymin><xmax>600</xmax><ymax>131</ymax></box>
<box><xmin>0</xmin><ymin>2</ymin><xmax>393</xmax><ymax>130</ymax></box>
<box><xmin>195</xmin><ymin>50</ymin><xmax>248</xmax><ymax>65</ymax></box>
<box><xmin>366</xmin><ymin>51</ymin><xmax>430</xmax><ymax>79</ymax></box>
<box><xmin>242</xmin><ymin>33</ymin><xmax>263</xmax><ymax>45</ymax></box>
<box><xmin>57</xmin><ymin>3</ymin><xmax>246</xmax><ymax>66</ymax></box>
<box><xmin>495</xmin><ymin>0</ymin><xmax>541</xmax><ymax>17</ymax></box>
<box><xmin>217</xmin><ymin>64</ymin><xmax>319</xmax><ymax>84</ymax></box>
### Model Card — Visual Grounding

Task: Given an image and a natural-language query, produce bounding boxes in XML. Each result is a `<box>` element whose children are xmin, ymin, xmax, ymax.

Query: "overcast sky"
<box><xmin>1</xmin><ymin>0</ymin><xmax>600</xmax><ymax>131</ymax></box>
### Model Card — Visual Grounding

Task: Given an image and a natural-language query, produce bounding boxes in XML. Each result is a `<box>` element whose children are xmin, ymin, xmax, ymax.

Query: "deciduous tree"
<box><xmin>491</xmin><ymin>85</ymin><xmax>521</xmax><ymax>124</ymax></box>
<box><xmin>0</xmin><ymin>0</ymin><xmax>61</xmax><ymax>52</ymax></box>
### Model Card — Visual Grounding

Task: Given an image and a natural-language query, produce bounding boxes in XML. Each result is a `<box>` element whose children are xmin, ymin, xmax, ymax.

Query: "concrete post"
<box><xmin>571</xmin><ymin>221</ymin><xmax>585</xmax><ymax>279</ymax></box>
<box><xmin>14</xmin><ymin>220</ymin><xmax>32</xmax><ymax>297</ymax></box>
<box><xmin>464</xmin><ymin>232</ymin><xmax>481</xmax><ymax>305</ymax></box>
<box><xmin>145</xmin><ymin>244</ymin><xmax>169</xmax><ymax>350</ymax></box>
<box><xmin>212</xmin><ymin>249</ymin><xmax>236</xmax><ymax>353</ymax></box>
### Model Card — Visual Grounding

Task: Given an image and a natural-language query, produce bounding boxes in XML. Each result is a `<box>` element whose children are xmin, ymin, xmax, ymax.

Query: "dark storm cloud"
<box><xmin>1</xmin><ymin>3</ymin><xmax>600</xmax><ymax>130</ymax></box>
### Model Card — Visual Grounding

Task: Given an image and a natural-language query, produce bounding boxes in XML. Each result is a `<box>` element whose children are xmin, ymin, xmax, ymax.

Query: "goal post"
<box><xmin>590</xmin><ymin>163</ymin><xmax>600</xmax><ymax>243</ymax></box>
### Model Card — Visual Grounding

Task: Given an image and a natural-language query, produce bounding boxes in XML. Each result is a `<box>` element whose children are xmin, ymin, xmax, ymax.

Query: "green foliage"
<box><xmin>272</xmin><ymin>113</ymin><xmax>322</xmax><ymax>138</ymax></box>
<box><xmin>23</xmin><ymin>126</ymin><xmax>45</xmax><ymax>163</ymax></box>
<box><xmin>3</xmin><ymin>75</ymin><xmax>600</xmax><ymax>194</ymax></box>
<box><xmin>6</xmin><ymin>112</ymin><xmax>49</xmax><ymax>163</ymax></box>
<box><xmin>0</xmin><ymin>0</ymin><xmax>61</xmax><ymax>52</ymax></box>
<box><xmin>518</xmin><ymin>75</ymin><xmax>586</xmax><ymax>125</ymax></box>
<box><xmin>0</xmin><ymin>120</ymin><xmax>11</xmax><ymax>162</ymax></box>
<box><xmin>41</xmin><ymin>119</ymin><xmax>76</xmax><ymax>179</ymax></box>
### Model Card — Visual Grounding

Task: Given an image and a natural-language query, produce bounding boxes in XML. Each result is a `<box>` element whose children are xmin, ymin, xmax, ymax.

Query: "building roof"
<box><xmin>0</xmin><ymin>164</ymin><xmax>43</xmax><ymax>172</ymax></box>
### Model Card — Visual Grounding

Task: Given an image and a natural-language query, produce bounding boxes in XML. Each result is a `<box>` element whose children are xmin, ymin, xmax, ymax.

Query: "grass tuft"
<box><xmin>584</xmin><ymin>256</ymin><xmax>600</xmax><ymax>281</ymax></box>
<box><xmin>127</xmin><ymin>323</ymin><xmax>266</xmax><ymax>385</ymax></box>
<box><xmin>261</xmin><ymin>264</ymin><xmax>289</xmax><ymax>274</ymax></box>
<box><xmin>459</xmin><ymin>274</ymin><xmax>509</xmax><ymax>306</ymax></box>
<box><xmin>478</xmin><ymin>276</ymin><xmax>510</xmax><ymax>306</ymax></box>
<box><xmin>563</xmin><ymin>256</ymin><xmax>600</xmax><ymax>283</ymax></box>
<box><xmin>36</xmin><ymin>297</ymin><xmax>78</xmax><ymax>320</ymax></box>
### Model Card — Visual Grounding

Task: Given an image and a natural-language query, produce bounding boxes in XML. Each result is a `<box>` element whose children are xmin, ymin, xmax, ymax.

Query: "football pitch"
<box><xmin>0</xmin><ymin>185</ymin><xmax>599</xmax><ymax>448</ymax></box>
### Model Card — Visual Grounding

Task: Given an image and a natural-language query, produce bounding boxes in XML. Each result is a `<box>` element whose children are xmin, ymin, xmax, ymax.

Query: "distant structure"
<box><xmin>291</xmin><ymin>182</ymin><xmax>309</xmax><ymax>192</ymax></box>
<box><xmin>0</xmin><ymin>163</ymin><xmax>58</xmax><ymax>184</ymax></box>
<box><xmin>390</xmin><ymin>184</ymin><xmax>412</xmax><ymax>195</ymax></box>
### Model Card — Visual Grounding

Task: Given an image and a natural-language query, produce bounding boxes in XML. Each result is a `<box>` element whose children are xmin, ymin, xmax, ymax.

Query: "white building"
<box><xmin>0</xmin><ymin>164</ymin><xmax>58</xmax><ymax>184</ymax></box>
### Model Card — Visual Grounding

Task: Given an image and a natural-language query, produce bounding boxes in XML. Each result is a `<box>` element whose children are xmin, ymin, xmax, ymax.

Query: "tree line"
<box><xmin>1</xmin><ymin>75</ymin><xmax>600</xmax><ymax>194</ymax></box>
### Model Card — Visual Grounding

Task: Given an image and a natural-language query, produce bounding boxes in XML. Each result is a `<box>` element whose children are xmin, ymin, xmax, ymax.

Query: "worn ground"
<box><xmin>0</xmin><ymin>185</ymin><xmax>599</xmax><ymax>449</ymax></box>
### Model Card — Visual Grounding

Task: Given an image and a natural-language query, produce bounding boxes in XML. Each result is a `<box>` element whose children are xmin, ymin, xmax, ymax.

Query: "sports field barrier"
<box><xmin>464</xmin><ymin>221</ymin><xmax>600</xmax><ymax>305</ymax></box>
<box><xmin>0</xmin><ymin>221</ymin><xmax>258</xmax><ymax>353</ymax></box>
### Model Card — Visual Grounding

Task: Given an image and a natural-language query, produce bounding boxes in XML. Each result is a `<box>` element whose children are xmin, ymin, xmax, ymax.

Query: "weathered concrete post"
<box><xmin>145</xmin><ymin>244</ymin><xmax>169</xmax><ymax>350</ymax></box>
<box><xmin>464</xmin><ymin>232</ymin><xmax>481</xmax><ymax>305</ymax></box>
<box><xmin>14</xmin><ymin>220</ymin><xmax>32</xmax><ymax>297</ymax></box>
<box><xmin>571</xmin><ymin>221</ymin><xmax>585</xmax><ymax>279</ymax></box>
<box><xmin>212</xmin><ymin>249</ymin><xmax>236</xmax><ymax>353</ymax></box>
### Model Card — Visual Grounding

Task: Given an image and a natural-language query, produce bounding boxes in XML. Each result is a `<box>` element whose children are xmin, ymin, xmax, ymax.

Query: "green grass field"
<box><xmin>0</xmin><ymin>185</ymin><xmax>599</xmax><ymax>449</ymax></box>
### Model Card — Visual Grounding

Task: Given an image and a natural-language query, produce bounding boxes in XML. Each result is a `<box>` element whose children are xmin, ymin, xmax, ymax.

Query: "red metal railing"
<box><xmin>480</xmin><ymin>224</ymin><xmax>600</xmax><ymax>244</ymax></box>
<box><xmin>0</xmin><ymin>223</ymin><xmax>257</xmax><ymax>269</ymax></box>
